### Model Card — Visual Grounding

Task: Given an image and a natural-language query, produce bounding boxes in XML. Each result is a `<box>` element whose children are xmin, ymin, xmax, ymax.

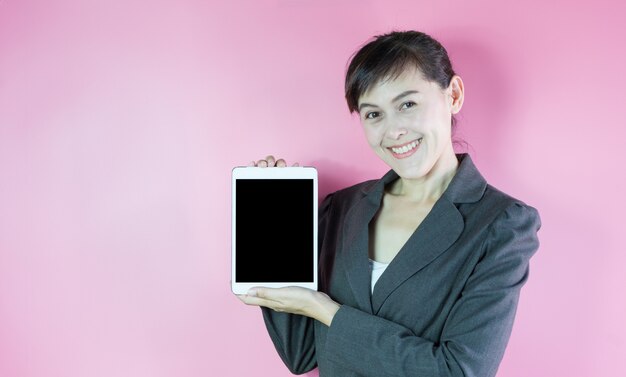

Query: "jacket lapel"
<box><xmin>370</xmin><ymin>154</ymin><xmax>486</xmax><ymax>314</ymax></box>
<box><xmin>339</xmin><ymin>173</ymin><xmax>393</xmax><ymax>314</ymax></box>
<box><xmin>370</xmin><ymin>197</ymin><xmax>464</xmax><ymax>313</ymax></box>
<box><xmin>341</xmin><ymin>178</ymin><xmax>382</xmax><ymax>314</ymax></box>
<box><xmin>340</xmin><ymin>198</ymin><xmax>376</xmax><ymax>314</ymax></box>
<box><xmin>338</xmin><ymin>154</ymin><xmax>486</xmax><ymax>315</ymax></box>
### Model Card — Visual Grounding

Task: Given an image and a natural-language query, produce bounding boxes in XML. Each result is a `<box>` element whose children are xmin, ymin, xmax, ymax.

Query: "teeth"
<box><xmin>391</xmin><ymin>139</ymin><xmax>421</xmax><ymax>154</ymax></box>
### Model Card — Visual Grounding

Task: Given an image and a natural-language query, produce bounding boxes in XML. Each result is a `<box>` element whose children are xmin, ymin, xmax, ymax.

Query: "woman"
<box><xmin>237</xmin><ymin>30</ymin><xmax>541</xmax><ymax>377</ymax></box>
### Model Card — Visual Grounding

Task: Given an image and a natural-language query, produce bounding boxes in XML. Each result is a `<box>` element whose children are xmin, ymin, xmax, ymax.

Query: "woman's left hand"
<box><xmin>237</xmin><ymin>287</ymin><xmax>341</xmax><ymax>327</ymax></box>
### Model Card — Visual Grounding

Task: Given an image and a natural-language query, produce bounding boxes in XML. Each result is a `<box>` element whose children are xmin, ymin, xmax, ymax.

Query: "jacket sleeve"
<box><xmin>323</xmin><ymin>202</ymin><xmax>541</xmax><ymax>377</ymax></box>
<box><xmin>260</xmin><ymin>193</ymin><xmax>336</xmax><ymax>375</ymax></box>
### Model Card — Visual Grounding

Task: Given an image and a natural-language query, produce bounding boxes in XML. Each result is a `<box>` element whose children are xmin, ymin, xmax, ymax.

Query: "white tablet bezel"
<box><xmin>231</xmin><ymin>166</ymin><xmax>318</xmax><ymax>295</ymax></box>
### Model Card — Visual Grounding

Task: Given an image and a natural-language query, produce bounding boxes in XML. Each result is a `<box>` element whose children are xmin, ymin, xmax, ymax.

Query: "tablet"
<box><xmin>231</xmin><ymin>166</ymin><xmax>318</xmax><ymax>295</ymax></box>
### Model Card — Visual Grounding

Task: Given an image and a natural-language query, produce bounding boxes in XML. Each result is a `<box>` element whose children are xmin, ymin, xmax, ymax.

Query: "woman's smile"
<box><xmin>388</xmin><ymin>137</ymin><xmax>422</xmax><ymax>158</ymax></box>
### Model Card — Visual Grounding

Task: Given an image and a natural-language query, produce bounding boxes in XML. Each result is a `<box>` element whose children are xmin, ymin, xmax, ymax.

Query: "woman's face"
<box><xmin>357</xmin><ymin>67</ymin><xmax>463</xmax><ymax>181</ymax></box>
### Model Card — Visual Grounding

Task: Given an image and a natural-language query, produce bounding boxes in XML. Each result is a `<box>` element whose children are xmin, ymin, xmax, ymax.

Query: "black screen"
<box><xmin>235</xmin><ymin>179</ymin><xmax>314</xmax><ymax>282</ymax></box>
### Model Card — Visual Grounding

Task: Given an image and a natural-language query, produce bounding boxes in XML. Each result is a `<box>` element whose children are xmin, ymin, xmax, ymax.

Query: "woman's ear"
<box><xmin>448</xmin><ymin>75</ymin><xmax>464</xmax><ymax>114</ymax></box>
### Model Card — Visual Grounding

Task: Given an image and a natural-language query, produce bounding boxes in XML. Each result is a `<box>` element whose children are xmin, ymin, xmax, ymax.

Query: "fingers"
<box><xmin>252</xmin><ymin>155</ymin><xmax>272</xmax><ymax>168</ymax></box>
<box><xmin>236</xmin><ymin>287</ymin><xmax>317</xmax><ymax>316</ymax></box>
<box><xmin>237</xmin><ymin>289</ymin><xmax>282</xmax><ymax>310</ymax></box>
<box><xmin>250</xmin><ymin>155</ymin><xmax>299</xmax><ymax>168</ymax></box>
<box><xmin>238</xmin><ymin>287</ymin><xmax>280</xmax><ymax>303</ymax></box>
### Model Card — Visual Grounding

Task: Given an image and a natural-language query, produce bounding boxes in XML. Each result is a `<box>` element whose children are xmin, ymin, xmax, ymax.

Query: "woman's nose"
<box><xmin>385</xmin><ymin>120</ymin><xmax>408</xmax><ymax>139</ymax></box>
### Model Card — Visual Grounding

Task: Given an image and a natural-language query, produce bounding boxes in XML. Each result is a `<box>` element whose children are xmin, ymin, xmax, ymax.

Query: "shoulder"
<box><xmin>482</xmin><ymin>183</ymin><xmax>540</xmax><ymax>223</ymax></box>
<box><xmin>476</xmin><ymin>184</ymin><xmax>542</xmax><ymax>255</ymax></box>
<box><xmin>453</xmin><ymin>153</ymin><xmax>540</xmax><ymax>223</ymax></box>
<box><xmin>454</xmin><ymin>176</ymin><xmax>542</xmax><ymax>243</ymax></box>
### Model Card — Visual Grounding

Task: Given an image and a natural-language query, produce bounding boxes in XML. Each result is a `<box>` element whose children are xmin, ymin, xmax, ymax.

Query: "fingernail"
<box><xmin>247</xmin><ymin>289</ymin><xmax>257</xmax><ymax>297</ymax></box>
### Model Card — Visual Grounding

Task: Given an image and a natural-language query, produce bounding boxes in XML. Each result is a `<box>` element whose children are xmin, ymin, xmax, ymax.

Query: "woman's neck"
<box><xmin>387</xmin><ymin>150</ymin><xmax>459</xmax><ymax>204</ymax></box>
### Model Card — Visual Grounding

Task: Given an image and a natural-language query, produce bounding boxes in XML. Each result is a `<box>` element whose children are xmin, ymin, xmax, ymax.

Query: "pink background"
<box><xmin>1</xmin><ymin>0</ymin><xmax>624</xmax><ymax>376</ymax></box>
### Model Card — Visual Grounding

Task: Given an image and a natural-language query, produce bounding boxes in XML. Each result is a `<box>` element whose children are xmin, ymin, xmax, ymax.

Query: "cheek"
<box><xmin>362</xmin><ymin>126</ymin><xmax>383</xmax><ymax>146</ymax></box>
<box><xmin>423</xmin><ymin>106</ymin><xmax>451</xmax><ymax>133</ymax></box>
<box><xmin>433</xmin><ymin>99</ymin><xmax>453</xmax><ymax>123</ymax></box>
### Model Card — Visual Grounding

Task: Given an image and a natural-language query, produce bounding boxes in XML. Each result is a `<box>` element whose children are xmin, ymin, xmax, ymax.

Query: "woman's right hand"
<box><xmin>248</xmin><ymin>155</ymin><xmax>299</xmax><ymax>168</ymax></box>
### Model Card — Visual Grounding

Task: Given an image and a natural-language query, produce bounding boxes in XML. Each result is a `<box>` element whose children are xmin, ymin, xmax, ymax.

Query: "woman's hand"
<box><xmin>248</xmin><ymin>155</ymin><xmax>299</xmax><ymax>167</ymax></box>
<box><xmin>238</xmin><ymin>287</ymin><xmax>341</xmax><ymax>327</ymax></box>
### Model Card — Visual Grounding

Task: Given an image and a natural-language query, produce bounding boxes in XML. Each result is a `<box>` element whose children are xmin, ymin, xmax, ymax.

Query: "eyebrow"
<box><xmin>358</xmin><ymin>90</ymin><xmax>420</xmax><ymax>112</ymax></box>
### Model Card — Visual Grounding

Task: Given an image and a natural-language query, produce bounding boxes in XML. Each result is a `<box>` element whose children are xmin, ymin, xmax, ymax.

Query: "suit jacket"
<box><xmin>261</xmin><ymin>153</ymin><xmax>541</xmax><ymax>377</ymax></box>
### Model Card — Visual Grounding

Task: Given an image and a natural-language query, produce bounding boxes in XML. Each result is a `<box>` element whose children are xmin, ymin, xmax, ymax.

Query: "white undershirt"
<box><xmin>369</xmin><ymin>258</ymin><xmax>390</xmax><ymax>294</ymax></box>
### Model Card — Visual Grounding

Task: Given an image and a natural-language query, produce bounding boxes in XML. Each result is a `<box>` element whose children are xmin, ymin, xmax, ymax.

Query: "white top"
<box><xmin>369</xmin><ymin>258</ymin><xmax>390</xmax><ymax>294</ymax></box>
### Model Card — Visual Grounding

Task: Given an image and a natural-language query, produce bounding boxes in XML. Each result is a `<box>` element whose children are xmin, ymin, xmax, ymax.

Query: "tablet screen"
<box><xmin>235</xmin><ymin>178</ymin><xmax>315</xmax><ymax>283</ymax></box>
<box><xmin>231</xmin><ymin>166</ymin><xmax>318</xmax><ymax>294</ymax></box>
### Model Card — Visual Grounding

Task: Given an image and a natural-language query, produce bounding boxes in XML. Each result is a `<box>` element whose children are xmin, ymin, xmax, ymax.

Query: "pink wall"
<box><xmin>1</xmin><ymin>0</ymin><xmax>624</xmax><ymax>376</ymax></box>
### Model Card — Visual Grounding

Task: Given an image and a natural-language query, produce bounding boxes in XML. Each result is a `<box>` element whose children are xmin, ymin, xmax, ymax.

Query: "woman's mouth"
<box><xmin>388</xmin><ymin>138</ymin><xmax>422</xmax><ymax>159</ymax></box>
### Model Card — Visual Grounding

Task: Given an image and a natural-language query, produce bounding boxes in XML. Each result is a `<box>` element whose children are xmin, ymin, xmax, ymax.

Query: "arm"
<box><xmin>324</xmin><ymin>203</ymin><xmax>541</xmax><ymax>377</ymax></box>
<box><xmin>260</xmin><ymin>307</ymin><xmax>317</xmax><ymax>374</ymax></box>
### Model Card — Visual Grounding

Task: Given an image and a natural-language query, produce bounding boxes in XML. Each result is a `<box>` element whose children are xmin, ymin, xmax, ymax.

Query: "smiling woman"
<box><xmin>237</xmin><ymin>30</ymin><xmax>541</xmax><ymax>377</ymax></box>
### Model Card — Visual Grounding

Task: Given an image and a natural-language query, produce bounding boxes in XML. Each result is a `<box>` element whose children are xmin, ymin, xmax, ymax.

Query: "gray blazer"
<box><xmin>261</xmin><ymin>154</ymin><xmax>541</xmax><ymax>377</ymax></box>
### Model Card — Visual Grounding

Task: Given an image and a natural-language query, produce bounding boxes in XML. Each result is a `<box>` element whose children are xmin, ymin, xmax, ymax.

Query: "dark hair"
<box><xmin>344</xmin><ymin>30</ymin><xmax>458</xmax><ymax>128</ymax></box>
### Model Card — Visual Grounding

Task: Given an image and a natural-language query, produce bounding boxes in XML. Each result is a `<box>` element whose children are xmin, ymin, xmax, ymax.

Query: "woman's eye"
<box><xmin>400</xmin><ymin>101</ymin><xmax>416</xmax><ymax>110</ymax></box>
<box><xmin>365</xmin><ymin>111</ymin><xmax>381</xmax><ymax>119</ymax></box>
